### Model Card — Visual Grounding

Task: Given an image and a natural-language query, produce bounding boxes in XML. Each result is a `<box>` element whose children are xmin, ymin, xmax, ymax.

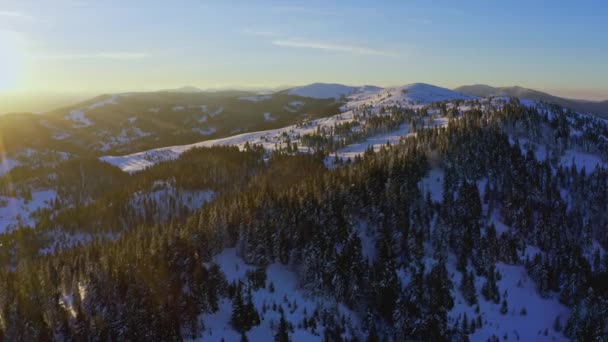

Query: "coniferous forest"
<box><xmin>0</xmin><ymin>96</ymin><xmax>607</xmax><ymax>341</ymax></box>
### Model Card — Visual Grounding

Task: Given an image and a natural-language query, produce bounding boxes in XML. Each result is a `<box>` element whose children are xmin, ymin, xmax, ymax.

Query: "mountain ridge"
<box><xmin>455</xmin><ymin>84</ymin><xmax>608</xmax><ymax>117</ymax></box>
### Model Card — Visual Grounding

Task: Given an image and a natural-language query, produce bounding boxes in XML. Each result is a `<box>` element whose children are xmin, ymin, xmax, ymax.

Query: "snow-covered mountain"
<box><xmin>3</xmin><ymin>79</ymin><xmax>608</xmax><ymax>341</ymax></box>
<box><xmin>287</xmin><ymin>83</ymin><xmax>383</xmax><ymax>99</ymax></box>
<box><xmin>456</xmin><ymin>84</ymin><xmax>608</xmax><ymax>118</ymax></box>
<box><xmin>100</xmin><ymin>82</ymin><xmax>476</xmax><ymax>172</ymax></box>
<box><xmin>344</xmin><ymin>83</ymin><xmax>475</xmax><ymax>110</ymax></box>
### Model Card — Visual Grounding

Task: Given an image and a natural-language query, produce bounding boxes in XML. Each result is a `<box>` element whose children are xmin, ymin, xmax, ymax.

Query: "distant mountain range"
<box><xmin>455</xmin><ymin>84</ymin><xmax>608</xmax><ymax>118</ymax></box>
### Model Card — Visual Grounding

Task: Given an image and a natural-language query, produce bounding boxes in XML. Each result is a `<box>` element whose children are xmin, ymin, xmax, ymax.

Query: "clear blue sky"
<box><xmin>1</xmin><ymin>0</ymin><xmax>606</xmax><ymax>99</ymax></box>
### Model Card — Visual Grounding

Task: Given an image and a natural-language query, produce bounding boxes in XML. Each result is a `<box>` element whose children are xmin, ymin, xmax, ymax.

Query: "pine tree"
<box><xmin>500</xmin><ymin>299</ymin><xmax>508</xmax><ymax>315</ymax></box>
<box><xmin>460</xmin><ymin>271</ymin><xmax>478</xmax><ymax>305</ymax></box>
<box><xmin>553</xmin><ymin>315</ymin><xmax>562</xmax><ymax>332</ymax></box>
<box><xmin>231</xmin><ymin>285</ymin><xmax>246</xmax><ymax>332</ymax></box>
<box><xmin>275</xmin><ymin>312</ymin><xmax>290</xmax><ymax>342</ymax></box>
<box><xmin>481</xmin><ymin>265</ymin><xmax>500</xmax><ymax>304</ymax></box>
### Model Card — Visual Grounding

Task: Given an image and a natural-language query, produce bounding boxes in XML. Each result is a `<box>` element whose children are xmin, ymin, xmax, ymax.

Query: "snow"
<box><xmin>0</xmin><ymin>157</ymin><xmax>20</xmax><ymax>177</ymax></box>
<box><xmin>148</xmin><ymin>108</ymin><xmax>160</xmax><ymax>113</ymax></box>
<box><xmin>327</xmin><ymin>124</ymin><xmax>411</xmax><ymax>165</ymax></box>
<box><xmin>510</xmin><ymin>136</ymin><xmax>607</xmax><ymax>171</ymax></box>
<box><xmin>239</xmin><ymin>95</ymin><xmax>272</xmax><ymax>102</ymax></box>
<box><xmin>128</xmin><ymin>116</ymin><xmax>137</xmax><ymax>123</ymax></box>
<box><xmin>88</xmin><ymin>94</ymin><xmax>127</xmax><ymax>109</ymax></box>
<box><xmin>0</xmin><ymin>189</ymin><xmax>57</xmax><ymax>234</ymax></box>
<box><xmin>96</xmin><ymin>126</ymin><xmax>152</xmax><ymax>151</ymax></box>
<box><xmin>284</xmin><ymin>101</ymin><xmax>305</xmax><ymax>113</ymax></box>
<box><xmin>52</xmin><ymin>133</ymin><xmax>71</xmax><ymax>140</ymax></box>
<box><xmin>288</xmin><ymin>83</ymin><xmax>382</xmax><ymax>99</ymax></box>
<box><xmin>194</xmin><ymin>248</ymin><xmax>361</xmax><ymax>341</ymax></box>
<box><xmin>354</xmin><ymin>220</ymin><xmax>377</xmax><ymax>262</ymax></box>
<box><xmin>192</xmin><ymin>127</ymin><xmax>217</xmax><ymax>135</ymax></box>
<box><xmin>211</xmin><ymin>248</ymin><xmax>254</xmax><ymax>283</ymax></box>
<box><xmin>487</xmin><ymin>210</ymin><xmax>511</xmax><ymax>235</ymax></box>
<box><xmin>130</xmin><ymin>184</ymin><xmax>215</xmax><ymax>221</ymax></box>
<box><xmin>449</xmin><ymin>260</ymin><xmax>569</xmax><ymax>341</ymax></box>
<box><xmin>173</xmin><ymin>105</ymin><xmax>208</xmax><ymax>112</ymax></box>
<box><xmin>195</xmin><ymin>105</ymin><xmax>208</xmax><ymax>112</ymax></box>
<box><xmin>101</xmin><ymin>83</ymin><xmax>460</xmax><ymax>173</ymax></box>
<box><xmin>263</xmin><ymin>112</ymin><xmax>276</xmax><ymax>121</ymax></box>
<box><xmin>210</xmin><ymin>107</ymin><xmax>224</xmax><ymax>117</ymax></box>
<box><xmin>100</xmin><ymin>127</ymin><xmax>288</xmax><ymax>172</ymax></box>
<box><xmin>65</xmin><ymin>110</ymin><xmax>93</xmax><ymax>128</ymax></box>
<box><xmin>343</xmin><ymin>83</ymin><xmax>475</xmax><ymax>111</ymax></box>
<box><xmin>560</xmin><ymin>149</ymin><xmax>606</xmax><ymax>170</ymax></box>
<box><xmin>419</xmin><ymin>168</ymin><xmax>445</xmax><ymax>202</ymax></box>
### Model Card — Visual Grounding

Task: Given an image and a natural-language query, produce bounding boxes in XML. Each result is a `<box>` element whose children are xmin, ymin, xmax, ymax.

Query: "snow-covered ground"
<box><xmin>0</xmin><ymin>156</ymin><xmax>20</xmax><ymax>177</ymax></box>
<box><xmin>96</xmin><ymin>126</ymin><xmax>152</xmax><ymax>151</ymax></box>
<box><xmin>342</xmin><ymin>83</ymin><xmax>475</xmax><ymax>111</ymax></box>
<box><xmin>100</xmin><ymin>110</ymin><xmax>360</xmax><ymax>172</ymax></box>
<box><xmin>263</xmin><ymin>112</ymin><xmax>276</xmax><ymax>121</ymax></box>
<box><xmin>510</xmin><ymin>136</ymin><xmax>607</xmax><ymax>171</ymax></box>
<box><xmin>88</xmin><ymin>94</ymin><xmax>127</xmax><ymax>109</ymax></box>
<box><xmin>192</xmin><ymin>127</ymin><xmax>217</xmax><ymax>135</ymax></box>
<box><xmin>0</xmin><ymin>189</ymin><xmax>56</xmax><ymax>233</ymax></box>
<box><xmin>193</xmin><ymin>248</ymin><xmax>361</xmax><ymax>341</ymax></box>
<box><xmin>210</xmin><ymin>107</ymin><xmax>224</xmax><ymax>117</ymax></box>
<box><xmin>130</xmin><ymin>182</ymin><xmax>215</xmax><ymax>220</ymax></box>
<box><xmin>560</xmin><ymin>149</ymin><xmax>606</xmax><ymax>170</ymax></box>
<box><xmin>239</xmin><ymin>95</ymin><xmax>272</xmax><ymax>102</ymax></box>
<box><xmin>101</xmin><ymin>84</ymin><xmax>462</xmax><ymax>173</ymax></box>
<box><xmin>65</xmin><ymin>94</ymin><xmax>130</xmax><ymax>127</ymax></box>
<box><xmin>326</xmin><ymin>124</ymin><xmax>411</xmax><ymax>166</ymax></box>
<box><xmin>65</xmin><ymin>110</ymin><xmax>93</xmax><ymax>128</ymax></box>
<box><xmin>449</xmin><ymin>259</ymin><xmax>569</xmax><ymax>341</ymax></box>
<box><xmin>419</xmin><ymin>168</ymin><xmax>445</xmax><ymax>202</ymax></box>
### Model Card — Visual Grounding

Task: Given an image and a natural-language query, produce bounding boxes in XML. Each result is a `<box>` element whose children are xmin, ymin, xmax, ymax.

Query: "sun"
<box><xmin>0</xmin><ymin>41</ymin><xmax>22</xmax><ymax>92</ymax></box>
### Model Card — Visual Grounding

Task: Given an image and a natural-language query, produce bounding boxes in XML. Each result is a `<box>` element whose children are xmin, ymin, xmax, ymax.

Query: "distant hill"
<box><xmin>455</xmin><ymin>84</ymin><xmax>608</xmax><ymax>118</ymax></box>
<box><xmin>160</xmin><ymin>86</ymin><xmax>204</xmax><ymax>93</ymax></box>
<box><xmin>0</xmin><ymin>90</ymin><xmax>342</xmax><ymax>157</ymax></box>
<box><xmin>286</xmin><ymin>83</ymin><xmax>383</xmax><ymax>99</ymax></box>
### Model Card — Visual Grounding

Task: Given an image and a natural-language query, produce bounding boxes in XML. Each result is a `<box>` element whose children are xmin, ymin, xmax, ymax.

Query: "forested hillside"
<box><xmin>0</xmin><ymin>97</ymin><xmax>607</xmax><ymax>340</ymax></box>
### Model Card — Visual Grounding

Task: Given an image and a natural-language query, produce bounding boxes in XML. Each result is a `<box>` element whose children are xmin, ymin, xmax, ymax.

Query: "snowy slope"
<box><xmin>449</xmin><ymin>259</ymin><xmax>569</xmax><ymax>341</ymax></box>
<box><xmin>344</xmin><ymin>83</ymin><xmax>476</xmax><ymax>110</ymax></box>
<box><xmin>0</xmin><ymin>157</ymin><xmax>20</xmax><ymax>177</ymax></box>
<box><xmin>0</xmin><ymin>190</ymin><xmax>57</xmax><ymax>233</ymax></box>
<box><xmin>287</xmin><ymin>83</ymin><xmax>382</xmax><ymax>99</ymax></box>
<box><xmin>193</xmin><ymin>248</ymin><xmax>361</xmax><ymax>341</ymax></box>
<box><xmin>101</xmin><ymin>82</ymin><xmax>471</xmax><ymax>173</ymax></box>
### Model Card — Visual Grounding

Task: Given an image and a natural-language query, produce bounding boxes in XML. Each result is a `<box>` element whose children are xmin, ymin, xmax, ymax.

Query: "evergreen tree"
<box><xmin>275</xmin><ymin>313</ymin><xmax>290</xmax><ymax>342</ymax></box>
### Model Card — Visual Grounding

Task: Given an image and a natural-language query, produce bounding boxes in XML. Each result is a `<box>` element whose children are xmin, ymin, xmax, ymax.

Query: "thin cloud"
<box><xmin>0</xmin><ymin>10</ymin><xmax>46</xmax><ymax>22</ymax></box>
<box><xmin>272</xmin><ymin>39</ymin><xmax>399</xmax><ymax>57</ymax></box>
<box><xmin>272</xmin><ymin>6</ymin><xmax>340</xmax><ymax>16</ymax></box>
<box><xmin>40</xmin><ymin>52</ymin><xmax>150</xmax><ymax>60</ymax></box>
<box><xmin>241</xmin><ymin>28</ymin><xmax>282</xmax><ymax>37</ymax></box>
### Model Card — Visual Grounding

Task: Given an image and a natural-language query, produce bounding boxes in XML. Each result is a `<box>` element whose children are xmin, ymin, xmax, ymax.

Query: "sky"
<box><xmin>0</xmin><ymin>0</ymin><xmax>607</xmax><ymax>103</ymax></box>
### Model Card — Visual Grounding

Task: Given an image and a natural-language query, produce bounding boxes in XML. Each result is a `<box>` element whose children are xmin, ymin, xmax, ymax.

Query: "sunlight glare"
<box><xmin>0</xmin><ymin>37</ymin><xmax>22</xmax><ymax>92</ymax></box>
